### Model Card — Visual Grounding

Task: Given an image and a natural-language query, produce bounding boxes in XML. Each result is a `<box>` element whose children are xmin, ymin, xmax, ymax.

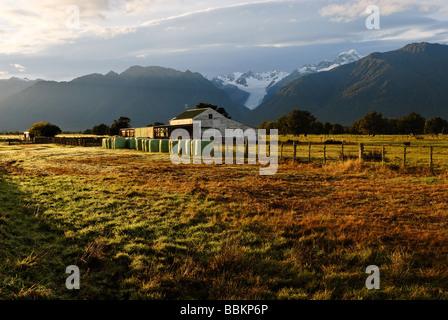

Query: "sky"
<box><xmin>0</xmin><ymin>0</ymin><xmax>447</xmax><ymax>81</ymax></box>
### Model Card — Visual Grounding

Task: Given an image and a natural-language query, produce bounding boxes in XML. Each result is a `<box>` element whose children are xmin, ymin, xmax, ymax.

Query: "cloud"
<box><xmin>0</xmin><ymin>0</ymin><xmax>287</xmax><ymax>55</ymax></box>
<box><xmin>10</xmin><ymin>64</ymin><xmax>26</xmax><ymax>72</ymax></box>
<box><xmin>0</xmin><ymin>0</ymin><xmax>167</xmax><ymax>54</ymax></box>
<box><xmin>319</xmin><ymin>0</ymin><xmax>448</xmax><ymax>23</ymax></box>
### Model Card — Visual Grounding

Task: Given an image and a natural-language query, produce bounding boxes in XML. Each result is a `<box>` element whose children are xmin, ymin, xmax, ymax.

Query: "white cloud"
<box><xmin>0</xmin><ymin>0</ymin><xmax>288</xmax><ymax>55</ymax></box>
<box><xmin>10</xmin><ymin>64</ymin><xmax>26</xmax><ymax>72</ymax></box>
<box><xmin>319</xmin><ymin>0</ymin><xmax>448</xmax><ymax>22</ymax></box>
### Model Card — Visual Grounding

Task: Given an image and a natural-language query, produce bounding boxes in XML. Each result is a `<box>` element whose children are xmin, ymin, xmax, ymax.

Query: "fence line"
<box><xmin>278</xmin><ymin>142</ymin><xmax>448</xmax><ymax>171</ymax></box>
<box><xmin>0</xmin><ymin>137</ymin><xmax>103</xmax><ymax>147</ymax></box>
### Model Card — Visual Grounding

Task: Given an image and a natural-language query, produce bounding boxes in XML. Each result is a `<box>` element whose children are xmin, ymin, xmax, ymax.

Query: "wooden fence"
<box><xmin>277</xmin><ymin>141</ymin><xmax>448</xmax><ymax>171</ymax></box>
<box><xmin>0</xmin><ymin>137</ymin><xmax>103</xmax><ymax>147</ymax></box>
<box><xmin>50</xmin><ymin>137</ymin><xmax>103</xmax><ymax>147</ymax></box>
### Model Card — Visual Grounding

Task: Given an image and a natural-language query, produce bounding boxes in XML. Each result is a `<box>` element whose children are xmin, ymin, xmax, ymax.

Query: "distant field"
<box><xmin>1</xmin><ymin>143</ymin><xmax>448</xmax><ymax>299</ymax></box>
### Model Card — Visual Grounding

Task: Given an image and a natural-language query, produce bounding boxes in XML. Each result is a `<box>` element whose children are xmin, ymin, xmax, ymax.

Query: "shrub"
<box><xmin>28</xmin><ymin>121</ymin><xmax>62</xmax><ymax>138</ymax></box>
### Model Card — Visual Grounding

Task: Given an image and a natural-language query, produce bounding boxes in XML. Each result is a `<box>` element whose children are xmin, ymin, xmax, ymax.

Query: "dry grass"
<box><xmin>1</xmin><ymin>145</ymin><xmax>448</xmax><ymax>299</ymax></box>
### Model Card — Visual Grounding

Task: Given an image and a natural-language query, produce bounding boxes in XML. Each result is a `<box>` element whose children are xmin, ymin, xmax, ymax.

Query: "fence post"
<box><xmin>430</xmin><ymin>146</ymin><xmax>433</xmax><ymax>172</ymax></box>
<box><xmin>323</xmin><ymin>144</ymin><xmax>326</xmax><ymax>165</ymax></box>
<box><xmin>403</xmin><ymin>146</ymin><xmax>407</xmax><ymax>167</ymax></box>
<box><xmin>293</xmin><ymin>141</ymin><xmax>297</xmax><ymax>161</ymax></box>
<box><xmin>280</xmin><ymin>142</ymin><xmax>284</xmax><ymax>160</ymax></box>
<box><xmin>359</xmin><ymin>143</ymin><xmax>364</xmax><ymax>161</ymax></box>
<box><xmin>308</xmin><ymin>143</ymin><xmax>311</xmax><ymax>162</ymax></box>
<box><xmin>341</xmin><ymin>143</ymin><xmax>344</xmax><ymax>161</ymax></box>
<box><xmin>381</xmin><ymin>145</ymin><xmax>385</xmax><ymax>166</ymax></box>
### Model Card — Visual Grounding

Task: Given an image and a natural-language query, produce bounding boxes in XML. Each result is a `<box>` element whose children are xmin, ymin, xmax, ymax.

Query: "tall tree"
<box><xmin>274</xmin><ymin>115</ymin><xmax>289</xmax><ymax>135</ymax></box>
<box><xmin>196</xmin><ymin>103</ymin><xmax>231</xmax><ymax>119</ymax></box>
<box><xmin>357</xmin><ymin>111</ymin><xmax>385</xmax><ymax>135</ymax></box>
<box><xmin>424</xmin><ymin>117</ymin><xmax>448</xmax><ymax>135</ymax></box>
<box><xmin>28</xmin><ymin>121</ymin><xmax>62</xmax><ymax>137</ymax></box>
<box><xmin>92</xmin><ymin>123</ymin><xmax>110</xmax><ymax>135</ymax></box>
<box><xmin>397</xmin><ymin>112</ymin><xmax>425</xmax><ymax>134</ymax></box>
<box><xmin>286</xmin><ymin>109</ymin><xmax>316</xmax><ymax>136</ymax></box>
<box><xmin>108</xmin><ymin>116</ymin><xmax>131</xmax><ymax>135</ymax></box>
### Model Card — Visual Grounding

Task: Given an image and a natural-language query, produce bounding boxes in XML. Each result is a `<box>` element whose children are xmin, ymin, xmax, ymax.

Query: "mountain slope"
<box><xmin>263</xmin><ymin>49</ymin><xmax>362</xmax><ymax>102</ymax></box>
<box><xmin>0</xmin><ymin>77</ymin><xmax>41</xmax><ymax>102</ymax></box>
<box><xmin>209</xmin><ymin>50</ymin><xmax>362</xmax><ymax>110</ymax></box>
<box><xmin>0</xmin><ymin>66</ymin><xmax>250</xmax><ymax>131</ymax></box>
<box><xmin>245</xmin><ymin>43</ymin><xmax>448</xmax><ymax>126</ymax></box>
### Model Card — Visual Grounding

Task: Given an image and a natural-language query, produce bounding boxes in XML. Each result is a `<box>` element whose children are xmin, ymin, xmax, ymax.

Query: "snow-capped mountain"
<box><xmin>264</xmin><ymin>49</ymin><xmax>363</xmax><ymax>103</ymax></box>
<box><xmin>208</xmin><ymin>49</ymin><xmax>362</xmax><ymax>110</ymax></box>
<box><xmin>209</xmin><ymin>70</ymin><xmax>289</xmax><ymax>110</ymax></box>
<box><xmin>298</xmin><ymin>49</ymin><xmax>362</xmax><ymax>74</ymax></box>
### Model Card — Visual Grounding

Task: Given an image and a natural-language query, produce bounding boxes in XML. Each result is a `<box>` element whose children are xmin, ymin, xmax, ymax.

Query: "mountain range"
<box><xmin>208</xmin><ymin>50</ymin><xmax>362</xmax><ymax>109</ymax></box>
<box><xmin>0</xmin><ymin>66</ymin><xmax>250</xmax><ymax>131</ymax></box>
<box><xmin>0</xmin><ymin>77</ymin><xmax>41</xmax><ymax>102</ymax></box>
<box><xmin>0</xmin><ymin>42</ymin><xmax>447</xmax><ymax>132</ymax></box>
<box><xmin>245</xmin><ymin>42</ymin><xmax>448</xmax><ymax>126</ymax></box>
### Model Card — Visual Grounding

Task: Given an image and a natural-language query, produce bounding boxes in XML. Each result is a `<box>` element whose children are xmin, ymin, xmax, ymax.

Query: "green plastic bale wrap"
<box><xmin>142</xmin><ymin>139</ymin><xmax>149</xmax><ymax>152</ymax></box>
<box><xmin>107</xmin><ymin>138</ymin><xmax>112</xmax><ymax>149</ymax></box>
<box><xmin>113</xmin><ymin>137</ymin><xmax>127</xmax><ymax>149</ymax></box>
<box><xmin>136</xmin><ymin>138</ymin><xmax>143</xmax><ymax>151</ymax></box>
<box><xmin>169</xmin><ymin>140</ymin><xmax>179</xmax><ymax>154</ymax></box>
<box><xmin>127</xmin><ymin>138</ymin><xmax>136</xmax><ymax>150</ymax></box>
<box><xmin>193</xmin><ymin>140</ymin><xmax>214</xmax><ymax>157</ymax></box>
<box><xmin>150</xmin><ymin>139</ymin><xmax>160</xmax><ymax>153</ymax></box>
<box><xmin>159</xmin><ymin>139</ymin><xmax>169</xmax><ymax>153</ymax></box>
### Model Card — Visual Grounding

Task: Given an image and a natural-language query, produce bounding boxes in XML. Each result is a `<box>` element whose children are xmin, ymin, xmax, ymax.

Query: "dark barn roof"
<box><xmin>172</xmin><ymin>108</ymin><xmax>209</xmax><ymax>120</ymax></box>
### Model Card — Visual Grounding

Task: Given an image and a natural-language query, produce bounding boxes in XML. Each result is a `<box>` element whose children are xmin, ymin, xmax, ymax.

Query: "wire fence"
<box><xmin>278</xmin><ymin>141</ymin><xmax>448</xmax><ymax>171</ymax></box>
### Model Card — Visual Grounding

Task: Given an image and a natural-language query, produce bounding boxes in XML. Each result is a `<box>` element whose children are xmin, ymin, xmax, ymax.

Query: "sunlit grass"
<box><xmin>1</xmin><ymin>144</ymin><xmax>448</xmax><ymax>299</ymax></box>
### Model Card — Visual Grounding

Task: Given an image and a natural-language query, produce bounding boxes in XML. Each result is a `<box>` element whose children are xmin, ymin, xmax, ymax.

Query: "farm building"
<box><xmin>124</xmin><ymin>107</ymin><xmax>254</xmax><ymax>139</ymax></box>
<box><xmin>119</xmin><ymin>128</ymin><xmax>135</xmax><ymax>137</ymax></box>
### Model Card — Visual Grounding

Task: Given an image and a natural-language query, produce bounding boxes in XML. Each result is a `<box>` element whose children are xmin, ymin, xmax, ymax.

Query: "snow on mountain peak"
<box><xmin>208</xmin><ymin>50</ymin><xmax>362</xmax><ymax>109</ymax></box>
<box><xmin>212</xmin><ymin>70</ymin><xmax>289</xmax><ymax>109</ymax></box>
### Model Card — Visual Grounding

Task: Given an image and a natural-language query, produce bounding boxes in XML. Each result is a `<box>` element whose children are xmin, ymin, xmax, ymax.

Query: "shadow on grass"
<box><xmin>0</xmin><ymin>173</ymin><xmax>80</xmax><ymax>299</ymax></box>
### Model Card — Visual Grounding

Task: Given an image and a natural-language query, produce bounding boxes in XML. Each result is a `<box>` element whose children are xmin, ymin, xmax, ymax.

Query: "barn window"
<box><xmin>209</xmin><ymin>114</ymin><xmax>213</xmax><ymax>119</ymax></box>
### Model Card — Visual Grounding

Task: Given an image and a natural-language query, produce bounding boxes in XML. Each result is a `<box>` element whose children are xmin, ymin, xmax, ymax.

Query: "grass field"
<box><xmin>1</xmin><ymin>140</ymin><xmax>448</xmax><ymax>300</ymax></box>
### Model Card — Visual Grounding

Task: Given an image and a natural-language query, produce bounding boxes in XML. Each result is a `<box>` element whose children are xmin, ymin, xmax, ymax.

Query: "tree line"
<box><xmin>83</xmin><ymin>117</ymin><xmax>132</xmax><ymax>136</ymax></box>
<box><xmin>259</xmin><ymin>110</ymin><xmax>448</xmax><ymax>136</ymax></box>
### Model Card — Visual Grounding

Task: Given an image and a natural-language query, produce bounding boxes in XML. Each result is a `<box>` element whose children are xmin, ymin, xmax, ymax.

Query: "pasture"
<box><xmin>1</xmin><ymin>136</ymin><xmax>448</xmax><ymax>299</ymax></box>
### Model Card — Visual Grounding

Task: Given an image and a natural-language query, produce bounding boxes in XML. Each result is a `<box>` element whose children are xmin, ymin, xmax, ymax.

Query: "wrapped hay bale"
<box><xmin>149</xmin><ymin>139</ymin><xmax>160</xmax><ymax>153</ymax></box>
<box><xmin>113</xmin><ymin>137</ymin><xmax>127</xmax><ymax>149</ymax></box>
<box><xmin>127</xmin><ymin>138</ymin><xmax>137</xmax><ymax>150</ymax></box>
<box><xmin>159</xmin><ymin>139</ymin><xmax>169</xmax><ymax>153</ymax></box>
<box><xmin>136</xmin><ymin>138</ymin><xmax>143</xmax><ymax>151</ymax></box>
